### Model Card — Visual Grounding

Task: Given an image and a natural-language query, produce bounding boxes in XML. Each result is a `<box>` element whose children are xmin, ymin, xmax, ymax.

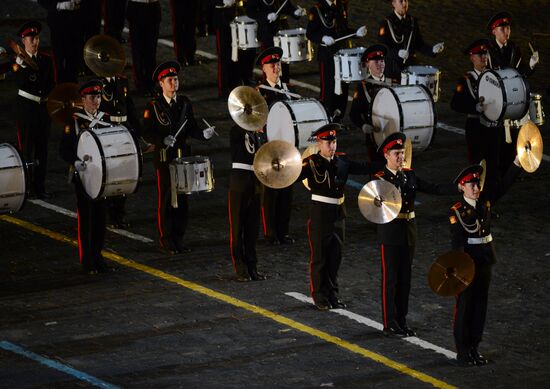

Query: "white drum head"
<box><xmin>478</xmin><ymin>70</ymin><xmax>504</xmax><ymax>122</ymax></box>
<box><xmin>77</xmin><ymin>130</ymin><xmax>104</xmax><ymax>199</ymax></box>
<box><xmin>0</xmin><ymin>143</ymin><xmax>27</xmax><ymax>214</ymax></box>
<box><xmin>266</xmin><ymin>102</ymin><xmax>297</xmax><ymax>146</ymax></box>
<box><xmin>371</xmin><ymin>88</ymin><xmax>401</xmax><ymax>147</ymax></box>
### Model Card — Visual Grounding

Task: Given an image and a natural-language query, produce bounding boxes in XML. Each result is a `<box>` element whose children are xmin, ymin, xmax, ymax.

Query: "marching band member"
<box><xmin>59</xmin><ymin>79</ymin><xmax>113</xmax><ymax>274</ymax></box>
<box><xmin>378</xmin><ymin>0</ymin><xmax>444</xmax><ymax>81</ymax></box>
<box><xmin>103</xmin><ymin>0</ymin><xmax>127</xmax><ymax>43</ymax></box>
<box><xmin>256</xmin><ymin>47</ymin><xmax>297</xmax><ymax>245</ymax></box>
<box><xmin>373</xmin><ymin>133</ymin><xmax>447</xmax><ymax>336</ymax></box>
<box><xmin>170</xmin><ymin>0</ymin><xmax>202</xmax><ymax>67</ymax></box>
<box><xmin>306</xmin><ymin>0</ymin><xmax>367</xmax><ymax>122</ymax></box>
<box><xmin>299</xmin><ymin>124</ymin><xmax>375</xmax><ymax>310</ymax></box>
<box><xmin>449</xmin><ymin>157</ymin><xmax>523</xmax><ymax>365</ymax></box>
<box><xmin>143</xmin><ymin>61</ymin><xmax>215</xmax><ymax>255</ymax></box>
<box><xmin>349</xmin><ymin>44</ymin><xmax>390</xmax><ymax>161</ymax></box>
<box><xmin>13</xmin><ymin>21</ymin><xmax>55</xmax><ymax>199</ymax></box>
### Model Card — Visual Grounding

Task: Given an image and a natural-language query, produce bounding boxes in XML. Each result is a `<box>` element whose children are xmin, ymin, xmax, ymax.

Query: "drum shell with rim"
<box><xmin>478</xmin><ymin>68</ymin><xmax>530</xmax><ymax>122</ymax></box>
<box><xmin>266</xmin><ymin>99</ymin><xmax>329</xmax><ymax>149</ymax></box>
<box><xmin>230</xmin><ymin>16</ymin><xmax>261</xmax><ymax>50</ymax></box>
<box><xmin>273</xmin><ymin>28</ymin><xmax>314</xmax><ymax>63</ymax></box>
<box><xmin>170</xmin><ymin>156</ymin><xmax>214</xmax><ymax>194</ymax></box>
<box><xmin>334</xmin><ymin>47</ymin><xmax>366</xmax><ymax>83</ymax></box>
<box><xmin>76</xmin><ymin>125</ymin><xmax>142</xmax><ymax>199</ymax></box>
<box><xmin>371</xmin><ymin>84</ymin><xmax>436</xmax><ymax>152</ymax></box>
<box><xmin>400</xmin><ymin>65</ymin><xmax>441</xmax><ymax>102</ymax></box>
<box><xmin>0</xmin><ymin>143</ymin><xmax>28</xmax><ymax>214</ymax></box>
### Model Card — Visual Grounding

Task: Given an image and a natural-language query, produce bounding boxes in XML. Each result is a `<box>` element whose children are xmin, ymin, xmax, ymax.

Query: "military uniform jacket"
<box><xmin>487</xmin><ymin>39</ymin><xmax>533</xmax><ymax>77</ymax></box>
<box><xmin>100</xmin><ymin>76</ymin><xmax>142</xmax><ymax>136</ymax></box>
<box><xmin>449</xmin><ymin>164</ymin><xmax>521</xmax><ymax>265</ymax></box>
<box><xmin>13</xmin><ymin>51</ymin><xmax>55</xmax><ymax>100</ymax></box>
<box><xmin>306</xmin><ymin>1</ymin><xmax>354</xmax><ymax>61</ymax></box>
<box><xmin>349</xmin><ymin>75</ymin><xmax>389</xmax><ymax>129</ymax></box>
<box><xmin>378</xmin><ymin>13</ymin><xmax>434</xmax><ymax>78</ymax></box>
<box><xmin>143</xmin><ymin>94</ymin><xmax>205</xmax><ymax>168</ymax></box>
<box><xmin>246</xmin><ymin>0</ymin><xmax>299</xmax><ymax>44</ymax></box>
<box><xmin>374</xmin><ymin>167</ymin><xmax>441</xmax><ymax>246</ymax></box>
<box><xmin>229</xmin><ymin>126</ymin><xmax>267</xmax><ymax>193</ymax></box>
<box><xmin>258</xmin><ymin>79</ymin><xmax>294</xmax><ymax>108</ymax></box>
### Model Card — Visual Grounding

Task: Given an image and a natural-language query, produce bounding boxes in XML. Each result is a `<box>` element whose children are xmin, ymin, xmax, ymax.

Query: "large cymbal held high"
<box><xmin>84</xmin><ymin>34</ymin><xmax>126</xmax><ymax>77</ymax></box>
<box><xmin>358</xmin><ymin>180</ymin><xmax>402</xmax><ymax>224</ymax></box>
<box><xmin>428</xmin><ymin>251</ymin><xmax>475</xmax><ymax>296</ymax></box>
<box><xmin>300</xmin><ymin>143</ymin><xmax>319</xmax><ymax>190</ymax></box>
<box><xmin>227</xmin><ymin>86</ymin><xmax>268</xmax><ymax>131</ymax></box>
<box><xmin>47</xmin><ymin>83</ymin><xmax>82</xmax><ymax>123</ymax></box>
<box><xmin>253</xmin><ymin>140</ymin><xmax>302</xmax><ymax>189</ymax></box>
<box><xmin>6</xmin><ymin>38</ymin><xmax>38</xmax><ymax>71</ymax></box>
<box><xmin>517</xmin><ymin>121</ymin><xmax>543</xmax><ymax>173</ymax></box>
<box><xmin>479</xmin><ymin>159</ymin><xmax>487</xmax><ymax>191</ymax></box>
<box><xmin>403</xmin><ymin>137</ymin><xmax>412</xmax><ymax>169</ymax></box>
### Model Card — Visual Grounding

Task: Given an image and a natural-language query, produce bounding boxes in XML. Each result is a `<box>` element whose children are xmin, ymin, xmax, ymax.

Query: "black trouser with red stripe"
<box><xmin>228</xmin><ymin>189</ymin><xmax>261</xmax><ymax>278</ymax></box>
<box><xmin>308</xmin><ymin>202</ymin><xmax>345</xmax><ymax>305</ymax></box>
<box><xmin>262</xmin><ymin>185</ymin><xmax>293</xmax><ymax>241</ymax></box>
<box><xmin>156</xmin><ymin>166</ymin><xmax>188</xmax><ymax>251</ymax></box>
<box><xmin>75</xmin><ymin>179</ymin><xmax>107</xmax><ymax>272</ymax></box>
<box><xmin>454</xmin><ymin>261</ymin><xmax>492</xmax><ymax>356</ymax></box>
<box><xmin>380</xmin><ymin>244</ymin><xmax>414</xmax><ymax>329</ymax></box>
<box><xmin>170</xmin><ymin>0</ymin><xmax>199</xmax><ymax>65</ymax></box>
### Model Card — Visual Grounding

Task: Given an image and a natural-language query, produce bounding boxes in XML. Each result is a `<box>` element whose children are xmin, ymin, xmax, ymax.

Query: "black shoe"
<box><xmin>400</xmin><ymin>325</ymin><xmax>417</xmax><ymax>337</ymax></box>
<box><xmin>83</xmin><ymin>268</ymin><xmax>98</xmax><ymax>275</ymax></box>
<box><xmin>279</xmin><ymin>235</ymin><xmax>295</xmax><ymax>244</ymax></box>
<box><xmin>383</xmin><ymin>326</ymin><xmax>407</xmax><ymax>337</ymax></box>
<box><xmin>159</xmin><ymin>246</ymin><xmax>180</xmax><ymax>255</ymax></box>
<box><xmin>250</xmin><ymin>270</ymin><xmax>267</xmax><ymax>281</ymax></box>
<box><xmin>108</xmin><ymin>221</ymin><xmax>130</xmax><ymax>230</ymax></box>
<box><xmin>314</xmin><ymin>301</ymin><xmax>331</xmax><ymax>311</ymax></box>
<box><xmin>236</xmin><ymin>274</ymin><xmax>251</xmax><ymax>282</ymax></box>
<box><xmin>329</xmin><ymin>299</ymin><xmax>347</xmax><ymax>309</ymax></box>
<box><xmin>456</xmin><ymin>352</ymin><xmax>474</xmax><ymax>366</ymax></box>
<box><xmin>470</xmin><ymin>348</ymin><xmax>488</xmax><ymax>366</ymax></box>
<box><xmin>177</xmin><ymin>245</ymin><xmax>192</xmax><ymax>254</ymax></box>
<box><xmin>96</xmin><ymin>264</ymin><xmax>116</xmax><ymax>273</ymax></box>
<box><xmin>36</xmin><ymin>191</ymin><xmax>53</xmax><ymax>200</ymax></box>
<box><xmin>267</xmin><ymin>237</ymin><xmax>280</xmax><ymax>245</ymax></box>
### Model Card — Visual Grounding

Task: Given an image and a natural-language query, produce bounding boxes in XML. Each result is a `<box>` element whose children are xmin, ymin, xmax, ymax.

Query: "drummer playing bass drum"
<box><xmin>59</xmin><ymin>79</ymin><xmax>114</xmax><ymax>275</ymax></box>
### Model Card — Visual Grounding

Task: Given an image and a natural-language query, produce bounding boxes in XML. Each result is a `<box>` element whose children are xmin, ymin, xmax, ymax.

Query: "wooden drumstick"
<box><xmin>528</xmin><ymin>42</ymin><xmax>536</xmax><ymax>54</ymax></box>
<box><xmin>271</xmin><ymin>0</ymin><xmax>289</xmax><ymax>22</ymax></box>
<box><xmin>321</xmin><ymin>32</ymin><xmax>357</xmax><ymax>47</ymax></box>
<box><xmin>202</xmin><ymin>118</ymin><xmax>219</xmax><ymax>136</ymax></box>
<box><xmin>258</xmin><ymin>84</ymin><xmax>301</xmax><ymax>99</ymax></box>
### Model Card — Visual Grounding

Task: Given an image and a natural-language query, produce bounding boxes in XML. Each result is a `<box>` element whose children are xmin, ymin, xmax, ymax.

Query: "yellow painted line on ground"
<box><xmin>1</xmin><ymin>215</ymin><xmax>456</xmax><ymax>389</ymax></box>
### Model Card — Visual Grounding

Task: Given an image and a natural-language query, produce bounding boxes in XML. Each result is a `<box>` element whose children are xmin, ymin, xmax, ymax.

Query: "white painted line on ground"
<box><xmin>285</xmin><ymin>291</ymin><xmax>457</xmax><ymax>360</ymax></box>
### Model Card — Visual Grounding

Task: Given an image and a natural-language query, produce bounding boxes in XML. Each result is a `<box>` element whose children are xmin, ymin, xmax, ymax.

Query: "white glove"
<box><xmin>15</xmin><ymin>56</ymin><xmax>27</xmax><ymax>68</ymax></box>
<box><xmin>432</xmin><ymin>42</ymin><xmax>445</xmax><ymax>54</ymax></box>
<box><xmin>361</xmin><ymin>123</ymin><xmax>374</xmax><ymax>134</ymax></box>
<box><xmin>56</xmin><ymin>0</ymin><xmax>76</xmax><ymax>10</ymax></box>
<box><xmin>530</xmin><ymin>51</ymin><xmax>539</xmax><ymax>69</ymax></box>
<box><xmin>476</xmin><ymin>97</ymin><xmax>485</xmax><ymax>113</ymax></box>
<box><xmin>163</xmin><ymin>135</ymin><xmax>176</xmax><ymax>147</ymax></box>
<box><xmin>322</xmin><ymin>35</ymin><xmax>335</xmax><ymax>46</ymax></box>
<box><xmin>74</xmin><ymin>160</ymin><xmax>87</xmax><ymax>172</ymax></box>
<box><xmin>294</xmin><ymin>6</ymin><xmax>307</xmax><ymax>17</ymax></box>
<box><xmin>356</xmin><ymin>26</ymin><xmax>367</xmax><ymax>38</ymax></box>
<box><xmin>223</xmin><ymin>0</ymin><xmax>235</xmax><ymax>6</ymax></box>
<box><xmin>267</xmin><ymin>12</ymin><xmax>277</xmax><ymax>22</ymax></box>
<box><xmin>203</xmin><ymin>126</ymin><xmax>215</xmax><ymax>139</ymax></box>
<box><xmin>0</xmin><ymin>47</ymin><xmax>6</xmax><ymax>55</ymax></box>
<box><xmin>398</xmin><ymin>49</ymin><xmax>409</xmax><ymax>60</ymax></box>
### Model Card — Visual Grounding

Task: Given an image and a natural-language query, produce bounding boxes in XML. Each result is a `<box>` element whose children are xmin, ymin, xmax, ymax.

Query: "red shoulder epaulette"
<box><xmin>374</xmin><ymin>171</ymin><xmax>385</xmax><ymax>178</ymax></box>
<box><xmin>451</xmin><ymin>201</ymin><xmax>462</xmax><ymax>211</ymax></box>
<box><xmin>335</xmin><ymin>152</ymin><xmax>346</xmax><ymax>156</ymax></box>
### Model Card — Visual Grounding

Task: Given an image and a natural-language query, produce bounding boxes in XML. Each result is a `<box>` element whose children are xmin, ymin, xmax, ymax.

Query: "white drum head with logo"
<box><xmin>478</xmin><ymin>68</ymin><xmax>529</xmax><ymax>122</ymax></box>
<box><xmin>0</xmin><ymin>143</ymin><xmax>28</xmax><ymax>214</ymax></box>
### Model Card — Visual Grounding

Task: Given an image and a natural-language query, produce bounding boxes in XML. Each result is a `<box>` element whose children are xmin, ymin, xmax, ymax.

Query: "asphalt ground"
<box><xmin>1</xmin><ymin>1</ymin><xmax>550</xmax><ymax>388</ymax></box>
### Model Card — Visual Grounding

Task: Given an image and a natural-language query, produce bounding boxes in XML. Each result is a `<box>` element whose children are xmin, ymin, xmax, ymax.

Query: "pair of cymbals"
<box><xmin>47</xmin><ymin>83</ymin><xmax>82</xmax><ymax>123</ymax></box>
<box><xmin>84</xmin><ymin>35</ymin><xmax>126</xmax><ymax>77</ymax></box>
<box><xmin>358</xmin><ymin>180</ymin><xmax>402</xmax><ymax>224</ymax></box>
<box><xmin>428</xmin><ymin>251</ymin><xmax>475</xmax><ymax>296</ymax></box>
<box><xmin>228</xmin><ymin>86</ymin><xmax>268</xmax><ymax>131</ymax></box>
<box><xmin>7</xmin><ymin>38</ymin><xmax>38</xmax><ymax>71</ymax></box>
<box><xmin>517</xmin><ymin>121</ymin><xmax>543</xmax><ymax>173</ymax></box>
<box><xmin>253</xmin><ymin>140</ymin><xmax>302</xmax><ymax>189</ymax></box>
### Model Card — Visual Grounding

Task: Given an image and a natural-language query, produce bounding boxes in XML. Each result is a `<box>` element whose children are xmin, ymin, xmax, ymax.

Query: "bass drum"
<box><xmin>0</xmin><ymin>143</ymin><xmax>28</xmax><ymax>214</ymax></box>
<box><xmin>76</xmin><ymin>125</ymin><xmax>142</xmax><ymax>199</ymax></box>
<box><xmin>266</xmin><ymin>99</ymin><xmax>328</xmax><ymax>149</ymax></box>
<box><xmin>371</xmin><ymin>85</ymin><xmax>436</xmax><ymax>152</ymax></box>
<box><xmin>478</xmin><ymin>68</ymin><xmax>529</xmax><ymax>122</ymax></box>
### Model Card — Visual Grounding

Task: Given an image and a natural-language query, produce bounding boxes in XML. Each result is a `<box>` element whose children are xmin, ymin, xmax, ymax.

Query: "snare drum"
<box><xmin>371</xmin><ymin>85</ymin><xmax>436</xmax><ymax>152</ymax></box>
<box><xmin>334</xmin><ymin>47</ymin><xmax>366</xmax><ymax>83</ymax></box>
<box><xmin>170</xmin><ymin>156</ymin><xmax>214</xmax><ymax>194</ymax></box>
<box><xmin>266</xmin><ymin>99</ymin><xmax>329</xmax><ymax>149</ymax></box>
<box><xmin>230</xmin><ymin>16</ymin><xmax>260</xmax><ymax>50</ymax></box>
<box><xmin>400</xmin><ymin>65</ymin><xmax>441</xmax><ymax>102</ymax></box>
<box><xmin>0</xmin><ymin>143</ymin><xmax>28</xmax><ymax>214</ymax></box>
<box><xmin>478</xmin><ymin>68</ymin><xmax>529</xmax><ymax>122</ymax></box>
<box><xmin>77</xmin><ymin>126</ymin><xmax>142</xmax><ymax>199</ymax></box>
<box><xmin>529</xmin><ymin>93</ymin><xmax>544</xmax><ymax>126</ymax></box>
<box><xmin>273</xmin><ymin>28</ymin><xmax>313</xmax><ymax>63</ymax></box>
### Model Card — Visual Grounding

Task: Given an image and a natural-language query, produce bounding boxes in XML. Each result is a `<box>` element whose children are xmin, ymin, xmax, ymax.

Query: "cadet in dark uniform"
<box><xmin>13</xmin><ymin>21</ymin><xmax>56</xmax><ymax>199</ymax></box>
<box><xmin>127</xmin><ymin>0</ymin><xmax>161</xmax><ymax>95</ymax></box>
<box><xmin>170</xmin><ymin>0</ymin><xmax>201</xmax><ymax>67</ymax></box>
<box><xmin>299</xmin><ymin>124</ymin><xmax>375</xmax><ymax>310</ymax></box>
<box><xmin>256</xmin><ymin>47</ymin><xmax>296</xmax><ymax>245</ymax></box>
<box><xmin>306</xmin><ymin>0</ymin><xmax>367</xmax><ymax>121</ymax></box>
<box><xmin>99</xmin><ymin>74</ymin><xmax>143</xmax><ymax>229</ymax></box>
<box><xmin>143</xmin><ymin>61</ymin><xmax>215</xmax><ymax>254</ymax></box>
<box><xmin>449</xmin><ymin>158</ymin><xmax>523</xmax><ymax>366</ymax></box>
<box><xmin>38</xmin><ymin>0</ymin><xmax>84</xmax><ymax>82</ymax></box>
<box><xmin>103</xmin><ymin>0</ymin><xmax>128</xmax><ymax>42</ymax></box>
<box><xmin>246</xmin><ymin>0</ymin><xmax>307</xmax><ymax>84</ymax></box>
<box><xmin>373</xmin><ymin>132</ymin><xmax>445</xmax><ymax>336</ymax></box>
<box><xmin>349</xmin><ymin>44</ymin><xmax>390</xmax><ymax>161</ymax></box>
<box><xmin>59</xmin><ymin>79</ymin><xmax>113</xmax><ymax>274</ymax></box>
<box><xmin>378</xmin><ymin>0</ymin><xmax>444</xmax><ymax>80</ymax></box>
<box><xmin>228</xmin><ymin>120</ymin><xmax>267</xmax><ymax>282</ymax></box>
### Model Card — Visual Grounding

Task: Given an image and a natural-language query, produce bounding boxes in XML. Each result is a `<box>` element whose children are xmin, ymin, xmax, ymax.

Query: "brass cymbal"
<box><xmin>228</xmin><ymin>86</ymin><xmax>268</xmax><ymax>131</ymax></box>
<box><xmin>47</xmin><ymin>83</ymin><xmax>82</xmax><ymax>123</ymax></box>
<box><xmin>403</xmin><ymin>137</ymin><xmax>412</xmax><ymax>169</ymax></box>
<box><xmin>7</xmin><ymin>38</ymin><xmax>38</xmax><ymax>71</ymax></box>
<box><xmin>253</xmin><ymin>140</ymin><xmax>302</xmax><ymax>189</ymax></box>
<box><xmin>479</xmin><ymin>159</ymin><xmax>487</xmax><ymax>191</ymax></box>
<box><xmin>428</xmin><ymin>250</ymin><xmax>475</xmax><ymax>296</ymax></box>
<box><xmin>300</xmin><ymin>144</ymin><xmax>319</xmax><ymax>190</ymax></box>
<box><xmin>83</xmin><ymin>34</ymin><xmax>126</xmax><ymax>77</ymax></box>
<box><xmin>517</xmin><ymin>121</ymin><xmax>543</xmax><ymax>173</ymax></box>
<box><xmin>358</xmin><ymin>180</ymin><xmax>402</xmax><ymax>224</ymax></box>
